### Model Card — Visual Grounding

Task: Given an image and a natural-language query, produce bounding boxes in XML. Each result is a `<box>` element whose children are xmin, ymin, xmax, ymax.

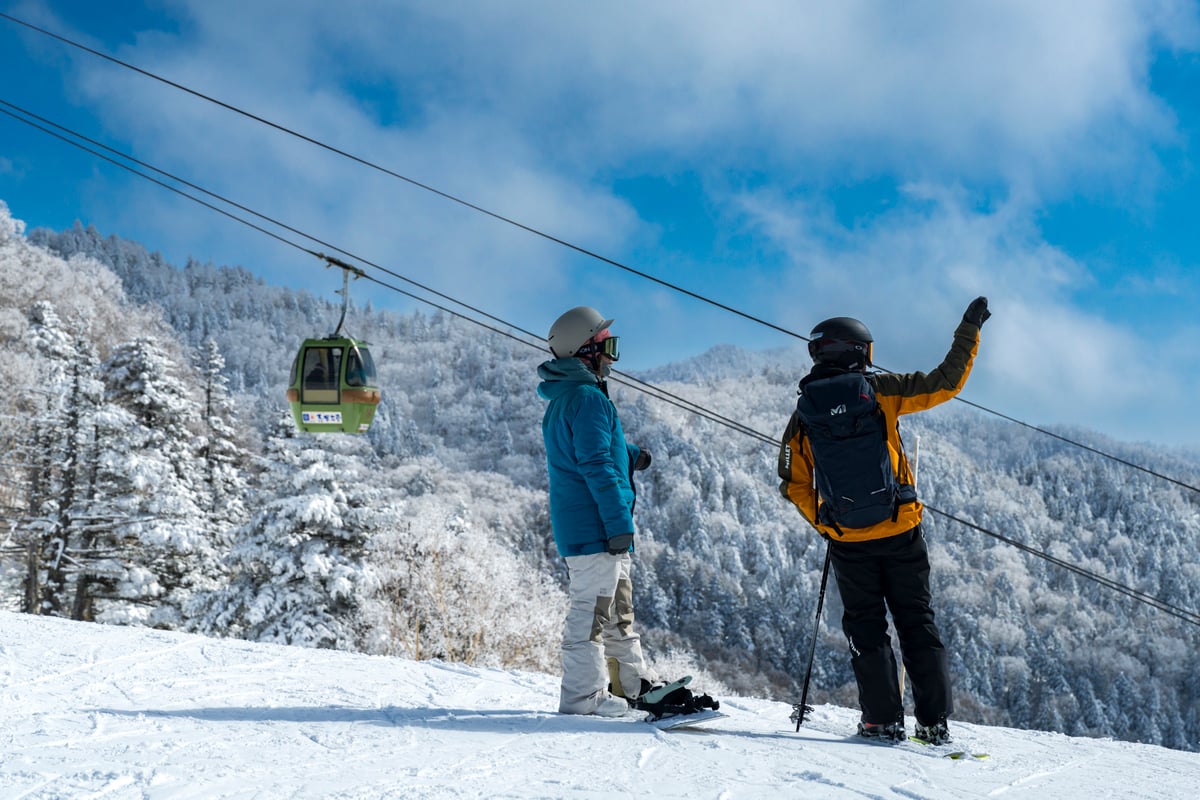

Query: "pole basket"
<box><xmin>790</xmin><ymin>702</ymin><xmax>814</xmax><ymax>729</ymax></box>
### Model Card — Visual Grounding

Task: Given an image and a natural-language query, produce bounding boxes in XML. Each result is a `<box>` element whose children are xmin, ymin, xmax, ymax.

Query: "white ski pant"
<box><xmin>559</xmin><ymin>551</ymin><xmax>657</xmax><ymax>714</ymax></box>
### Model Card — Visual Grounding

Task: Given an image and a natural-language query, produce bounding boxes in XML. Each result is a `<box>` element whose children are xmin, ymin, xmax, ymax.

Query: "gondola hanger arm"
<box><xmin>316</xmin><ymin>253</ymin><xmax>365</xmax><ymax>337</ymax></box>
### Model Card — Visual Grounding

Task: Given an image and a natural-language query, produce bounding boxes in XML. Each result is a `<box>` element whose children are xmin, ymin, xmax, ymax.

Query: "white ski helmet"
<box><xmin>548</xmin><ymin>306</ymin><xmax>614</xmax><ymax>358</ymax></box>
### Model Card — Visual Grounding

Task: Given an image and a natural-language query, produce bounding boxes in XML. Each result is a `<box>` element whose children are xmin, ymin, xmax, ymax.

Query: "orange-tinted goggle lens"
<box><xmin>577</xmin><ymin>335</ymin><xmax>620</xmax><ymax>361</ymax></box>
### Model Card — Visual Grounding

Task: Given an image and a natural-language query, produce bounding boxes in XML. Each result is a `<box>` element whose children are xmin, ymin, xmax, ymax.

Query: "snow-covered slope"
<box><xmin>2</xmin><ymin>612</ymin><xmax>1195</xmax><ymax>799</ymax></box>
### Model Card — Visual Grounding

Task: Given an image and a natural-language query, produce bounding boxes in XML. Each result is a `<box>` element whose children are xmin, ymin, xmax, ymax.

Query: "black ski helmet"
<box><xmin>808</xmin><ymin>316</ymin><xmax>873</xmax><ymax>368</ymax></box>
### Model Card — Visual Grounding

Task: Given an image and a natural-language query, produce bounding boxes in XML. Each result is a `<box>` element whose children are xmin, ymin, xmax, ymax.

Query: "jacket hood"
<box><xmin>537</xmin><ymin>357</ymin><xmax>601</xmax><ymax>400</ymax></box>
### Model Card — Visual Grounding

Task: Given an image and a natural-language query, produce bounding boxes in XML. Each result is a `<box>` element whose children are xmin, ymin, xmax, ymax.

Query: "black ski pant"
<box><xmin>828</xmin><ymin>525</ymin><xmax>952</xmax><ymax>727</ymax></box>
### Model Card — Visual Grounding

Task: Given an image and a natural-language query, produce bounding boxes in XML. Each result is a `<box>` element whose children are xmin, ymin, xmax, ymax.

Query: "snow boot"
<box><xmin>605</xmin><ymin>658</ymin><xmax>665</xmax><ymax>704</ymax></box>
<box><xmin>593</xmin><ymin>692</ymin><xmax>630</xmax><ymax>718</ymax></box>
<box><xmin>857</xmin><ymin>720</ymin><xmax>907</xmax><ymax>741</ymax></box>
<box><xmin>913</xmin><ymin>717</ymin><xmax>952</xmax><ymax>745</ymax></box>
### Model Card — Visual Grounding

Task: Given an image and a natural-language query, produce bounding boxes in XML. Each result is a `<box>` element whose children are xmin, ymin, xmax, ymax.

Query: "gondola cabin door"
<box><xmin>286</xmin><ymin>337</ymin><xmax>380</xmax><ymax>434</ymax></box>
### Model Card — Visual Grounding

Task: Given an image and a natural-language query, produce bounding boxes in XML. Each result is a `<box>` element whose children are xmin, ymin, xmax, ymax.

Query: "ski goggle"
<box><xmin>577</xmin><ymin>334</ymin><xmax>620</xmax><ymax>362</ymax></box>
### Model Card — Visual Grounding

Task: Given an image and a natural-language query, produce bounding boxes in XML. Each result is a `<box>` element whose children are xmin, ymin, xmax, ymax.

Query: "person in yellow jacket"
<box><xmin>778</xmin><ymin>297</ymin><xmax>990</xmax><ymax>744</ymax></box>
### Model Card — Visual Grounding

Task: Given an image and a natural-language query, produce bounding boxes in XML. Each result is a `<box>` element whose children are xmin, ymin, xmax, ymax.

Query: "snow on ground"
<box><xmin>1</xmin><ymin>611</ymin><xmax>1197</xmax><ymax>799</ymax></box>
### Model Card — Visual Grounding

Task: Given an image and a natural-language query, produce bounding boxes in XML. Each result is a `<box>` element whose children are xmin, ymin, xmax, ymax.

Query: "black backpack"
<box><xmin>794</xmin><ymin>371</ymin><xmax>915</xmax><ymax>533</ymax></box>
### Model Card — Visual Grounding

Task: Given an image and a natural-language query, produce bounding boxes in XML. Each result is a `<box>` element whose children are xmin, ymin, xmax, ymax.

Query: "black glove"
<box><xmin>634</xmin><ymin>450</ymin><xmax>652</xmax><ymax>471</ymax></box>
<box><xmin>607</xmin><ymin>533</ymin><xmax>634</xmax><ymax>554</ymax></box>
<box><xmin>963</xmin><ymin>296</ymin><xmax>991</xmax><ymax>327</ymax></box>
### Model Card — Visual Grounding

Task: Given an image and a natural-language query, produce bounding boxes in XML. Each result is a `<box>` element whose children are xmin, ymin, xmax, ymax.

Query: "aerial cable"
<box><xmin>952</xmin><ymin>396</ymin><xmax>1199</xmax><ymax>495</ymax></box>
<box><xmin>0</xmin><ymin>11</ymin><xmax>797</xmax><ymax>341</ymax></box>
<box><xmin>5</xmin><ymin>99</ymin><xmax>1197</xmax><ymax>634</ymax></box>
<box><xmin>2</xmin><ymin>13</ymin><xmax>1197</xmax><ymax>496</ymax></box>
<box><xmin>928</xmin><ymin>505</ymin><xmax>1200</xmax><ymax>628</ymax></box>
<box><xmin>0</xmin><ymin>97</ymin><xmax>530</xmax><ymax>340</ymax></box>
<box><xmin>0</xmin><ymin>97</ymin><xmax>780</xmax><ymax>444</ymax></box>
<box><xmin>3</xmin><ymin>94</ymin><xmax>1196</xmax><ymax>630</ymax></box>
<box><xmin>0</xmin><ymin>104</ymin><xmax>312</xmax><ymax>258</ymax></box>
<box><xmin>0</xmin><ymin>100</ymin><xmax>756</xmax><ymax>437</ymax></box>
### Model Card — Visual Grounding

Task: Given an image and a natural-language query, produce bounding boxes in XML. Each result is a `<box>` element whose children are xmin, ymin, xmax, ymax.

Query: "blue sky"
<box><xmin>2</xmin><ymin>1</ymin><xmax>1200</xmax><ymax>447</ymax></box>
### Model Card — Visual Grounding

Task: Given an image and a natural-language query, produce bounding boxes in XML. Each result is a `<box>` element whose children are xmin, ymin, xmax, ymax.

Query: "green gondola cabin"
<box><xmin>286</xmin><ymin>337</ymin><xmax>380</xmax><ymax>434</ymax></box>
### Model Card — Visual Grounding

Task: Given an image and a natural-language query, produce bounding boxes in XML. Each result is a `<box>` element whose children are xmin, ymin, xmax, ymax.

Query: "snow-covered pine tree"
<box><xmin>176</xmin><ymin>337</ymin><xmax>254</xmax><ymax>628</ymax></box>
<box><xmin>87</xmin><ymin>338</ymin><xmax>213</xmax><ymax>627</ymax></box>
<box><xmin>11</xmin><ymin>302</ymin><xmax>102</xmax><ymax>617</ymax></box>
<box><xmin>199</xmin><ymin>414</ymin><xmax>383</xmax><ymax>650</ymax></box>
<box><xmin>193</xmin><ymin>340</ymin><xmax>251</xmax><ymax>533</ymax></box>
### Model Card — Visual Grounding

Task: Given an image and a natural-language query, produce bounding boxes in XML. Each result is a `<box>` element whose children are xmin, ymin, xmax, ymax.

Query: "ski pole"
<box><xmin>792</xmin><ymin>542</ymin><xmax>831</xmax><ymax>731</ymax></box>
<box><xmin>899</xmin><ymin>435</ymin><xmax>919</xmax><ymax>700</ymax></box>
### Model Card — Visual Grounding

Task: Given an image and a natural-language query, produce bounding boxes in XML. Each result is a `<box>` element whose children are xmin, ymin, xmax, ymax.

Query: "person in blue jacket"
<box><xmin>538</xmin><ymin>305</ymin><xmax>660</xmax><ymax>716</ymax></box>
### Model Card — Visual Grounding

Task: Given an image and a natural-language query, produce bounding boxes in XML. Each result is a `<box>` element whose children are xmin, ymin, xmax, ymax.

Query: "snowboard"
<box><xmin>646</xmin><ymin>708</ymin><xmax>728</xmax><ymax>731</ymax></box>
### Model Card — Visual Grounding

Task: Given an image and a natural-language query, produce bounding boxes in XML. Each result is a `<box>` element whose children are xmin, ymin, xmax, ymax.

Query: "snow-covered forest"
<box><xmin>2</xmin><ymin>200</ymin><xmax>1198</xmax><ymax>752</ymax></box>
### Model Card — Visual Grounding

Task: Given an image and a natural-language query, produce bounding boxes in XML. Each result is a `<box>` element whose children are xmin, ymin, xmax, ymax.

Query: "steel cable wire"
<box><xmin>3</xmin><ymin>11</ymin><xmax>1198</xmax><ymax>495</ymax></box>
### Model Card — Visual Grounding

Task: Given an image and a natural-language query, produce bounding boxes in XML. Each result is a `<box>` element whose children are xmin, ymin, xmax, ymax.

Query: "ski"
<box><xmin>908</xmin><ymin>736</ymin><xmax>989</xmax><ymax>760</ymax></box>
<box><xmin>849</xmin><ymin>733</ymin><xmax>990</xmax><ymax>760</ymax></box>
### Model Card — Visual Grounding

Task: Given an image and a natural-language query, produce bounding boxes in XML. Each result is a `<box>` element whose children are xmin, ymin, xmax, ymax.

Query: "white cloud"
<box><xmin>212</xmin><ymin>1</ymin><xmax>1192</xmax><ymax>192</ymax></box>
<box><xmin>122</xmin><ymin>1</ymin><xmax>1197</xmax><ymax>190</ymax></box>
<box><xmin>48</xmin><ymin>1</ymin><xmax>1199</xmax><ymax>290</ymax></box>
<box><xmin>46</xmin><ymin>10</ymin><xmax>647</xmax><ymax>319</ymax></box>
<box><xmin>736</xmin><ymin>185</ymin><xmax>1190</xmax><ymax>440</ymax></box>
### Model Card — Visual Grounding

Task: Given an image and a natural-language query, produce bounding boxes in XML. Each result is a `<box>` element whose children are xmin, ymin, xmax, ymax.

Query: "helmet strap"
<box><xmin>586</xmin><ymin>353</ymin><xmax>613</xmax><ymax>379</ymax></box>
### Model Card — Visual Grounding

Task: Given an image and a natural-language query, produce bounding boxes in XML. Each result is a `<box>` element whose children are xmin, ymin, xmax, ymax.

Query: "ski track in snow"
<box><xmin>2</xmin><ymin>611</ymin><xmax>1198</xmax><ymax>799</ymax></box>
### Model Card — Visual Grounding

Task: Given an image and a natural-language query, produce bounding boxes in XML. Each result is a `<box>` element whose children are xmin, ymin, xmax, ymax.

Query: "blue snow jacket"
<box><xmin>537</xmin><ymin>357</ymin><xmax>641</xmax><ymax>557</ymax></box>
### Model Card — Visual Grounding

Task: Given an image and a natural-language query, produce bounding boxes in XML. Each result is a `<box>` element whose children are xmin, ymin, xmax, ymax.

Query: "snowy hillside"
<box><xmin>2</xmin><ymin>611</ymin><xmax>1197</xmax><ymax>799</ymax></box>
<box><xmin>5</xmin><ymin>203</ymin><xmax>1200</xmax><ymax>753</ymax></box>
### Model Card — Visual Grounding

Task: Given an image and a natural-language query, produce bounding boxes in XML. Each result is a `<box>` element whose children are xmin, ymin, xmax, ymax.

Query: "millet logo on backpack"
<box><xmin>830</xmin><ymin>404</ymin><xmax>847</xmax><ymax>416</ymax></box>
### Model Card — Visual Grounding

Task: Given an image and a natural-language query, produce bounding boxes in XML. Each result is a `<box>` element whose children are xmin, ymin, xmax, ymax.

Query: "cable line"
<box><xmin>4</xmin><ymin>12</ymin><xmax>1195</xmax><ymax>496</ymax></box>
<box><xmin>0</xmin><ymin>98</ymin><xmax>537</xmax><ymax>347</ymax></box>
<box><xmin>0</xmin><ymin>92</ymin><xmax>779</xmax><ymax>444</ymax></box>
<box><xmin>0</xmin><ymin>98</ymin><xmax>780</xmax><ymax>445</ymax></box>
<box><xmin>3</xmin><ymin>11</ymin><xmax>1197</xmax><ymax>497</ymax></box>
<box><xmin>0</xmin><ymin>11</ymin><xmax>797</xmax><ymax>341</ymax></box>
<box><xmin>3</xmin><ymin>88</ymin><xmax>1198</xmax><ymax>632</ymax></box>
<box><xmin>953</xmin><ymin>397</ymin><xmax>1199</xmax><ymax>494</ymax></box>
<box><xmin>928</xmin><ymin>505</ymin><xmax>1200</xmax><ymax>628</ymax></box>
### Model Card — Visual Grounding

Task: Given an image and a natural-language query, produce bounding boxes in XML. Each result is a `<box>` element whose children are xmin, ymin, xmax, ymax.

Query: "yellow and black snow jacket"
<box><xmin>777</xmin><ymin>319</ymin><xmax>982</xmax><ymax>543</ymax></box>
